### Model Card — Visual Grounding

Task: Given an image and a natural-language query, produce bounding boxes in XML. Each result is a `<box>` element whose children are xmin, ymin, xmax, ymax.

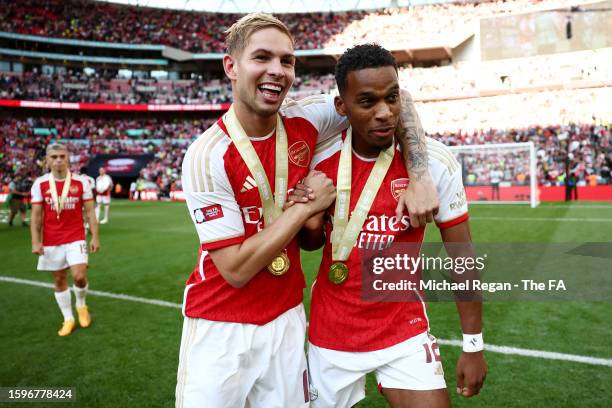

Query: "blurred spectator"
<box><xmin>0</xmin><ymin>71</ymin><xmax>336</xmax><ymax>104</ymax></box>
<box><xmin>1</xmin><ymin>116</ymin><xmax>609</xmax><ymax>195</ymax></box>
<box><xmin>8</xmin><ymin>173</ymin><xmax>31</xmax><ymax>226</ymax></box>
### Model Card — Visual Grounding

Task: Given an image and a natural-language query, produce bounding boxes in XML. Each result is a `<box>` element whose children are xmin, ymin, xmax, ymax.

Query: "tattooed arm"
<box><xmin>395</xmin><ymin>89</ymin><xmax>440</xmax><ymax>227</ymax></box>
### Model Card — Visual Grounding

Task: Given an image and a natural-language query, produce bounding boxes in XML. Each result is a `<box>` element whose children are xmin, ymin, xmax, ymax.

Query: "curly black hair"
<box><xmin>335</xmin><ymin>44</ymin><xmax>397</xmax><ymax>95</ymax></box>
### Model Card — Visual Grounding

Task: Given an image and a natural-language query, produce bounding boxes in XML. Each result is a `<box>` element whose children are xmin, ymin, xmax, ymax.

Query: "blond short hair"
<box><xmin>46</xmin><ymin>143</ymin><xmax>67</xmax><ymax>155</ymax></box>
<box><xmin>225</xmin><ymin>13</ymin><xmax>294</xmax><ymax>56</ymax></box>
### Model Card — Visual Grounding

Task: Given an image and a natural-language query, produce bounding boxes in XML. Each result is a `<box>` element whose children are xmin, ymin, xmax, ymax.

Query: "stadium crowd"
<box><xmin>2</xmin><ymin>116</ymin><xmax>610</xmax><ymax>199</ymax></box>
<box><xmin>0</xmin><ymin>0</ymin><xmax>582</xmax><ymax>52</ymax></box>
<box><xmin>2</xmin><ymin>46</ymin><xmax>609</xmax><ymax>104</ymax></box>
<box><xmin>0</xmin><ymin>71</ymin><xmax>338</xmax><ymax>104</ymax></box>
<box><xmin>0</xmin><ymin>71</ymin><xmax>233</xmax><ymax>105</ymax></box>
<box><xmin>416</xmin><ymin>87</ymin><xmax>612</xmax><ymax>133</ymax></box>
<box><xmin>0</xmin><ymin>117</ymin><xmax>213</xmax><ymax>197</ymax></box>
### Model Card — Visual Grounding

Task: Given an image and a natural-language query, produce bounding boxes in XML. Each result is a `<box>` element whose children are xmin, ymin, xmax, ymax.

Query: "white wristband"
<box><xmin>462</xmin><ymin>333</ymin><xmax>484</xmax><ymax>352</ymax></box>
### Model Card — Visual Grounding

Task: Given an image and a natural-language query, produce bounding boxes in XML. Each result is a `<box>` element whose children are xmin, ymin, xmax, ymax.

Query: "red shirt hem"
<box><xmin>437</xmin><ymin>212</ymin><xmax>469</xmax><ymax>229</ymax></box>
<box><xmin>184</xmin><ymin>297</ymin><xmax>303</xmax><ymax>326</ymax></box>
<box><xmin>308</xmin><ymin>328</ymin><xmax>428</xmax><ymax>352</ymax></box>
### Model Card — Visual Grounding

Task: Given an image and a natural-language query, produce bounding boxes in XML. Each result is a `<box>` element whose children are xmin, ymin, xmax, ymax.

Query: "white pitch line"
<box><xmin>472</xmin><ymin>216</ymin><xmax>612</xmax><ymax>223</ymax></box>
<box><xmin>437</xmin><ymin>339</ymin><xmax>612</xmax><ymax>367</ymax></box>
<box><xmin>2</xmin><ymin>275</ymin><xmax>612</xmax><ymax>367</ymax></box>
<box><xmin>0</xmin><ymin>276</ymin><xmax>181</xmax><ymax>309</ymax></box>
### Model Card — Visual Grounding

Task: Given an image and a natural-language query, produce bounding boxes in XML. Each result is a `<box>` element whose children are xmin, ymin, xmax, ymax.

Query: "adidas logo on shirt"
<box><xmin>240</xmin><ymin>176</ymin><xmax>257</xmax><ymax>193</ymax></box>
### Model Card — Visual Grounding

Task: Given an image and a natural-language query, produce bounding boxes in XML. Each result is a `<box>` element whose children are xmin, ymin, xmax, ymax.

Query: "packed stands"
<box><xmin>2</xmin><ymin>116</ymin><xmax>609</xmax><ymax>196</ymax></box>
<box><xmin>416</xmin><ymin>87</ymin><xmax>612</xmax><ymax>133</ymax></box>
<box><xmin>2</xmin><ymin>47</ymin><xmax>610</xmax><ymax>105</ymax></box>
<box><xmin>0</xmin><ymin>71</ymin><xmax>233</xmax><ymax>104</ymax></box>
<box><xmin>0</xmin><ymin>71</ymin><xmax>338</xmax><ymax>104</ymax></box>
<box><xmin>399</xmin><ymin>49</ymin><xmax>612</xmax><ymax>100</ymax></box>
<box><xmin>0</xmin><ymin>117</ymin><xmax>213</xmax><ymax>196</ymax></box>
<box><xmin>1</xmin><ymin>0</ymin><xmax>609</xmax><ymax>197</ymax></box>
<box><xmin>0</xmin><ymin>0</ymin><xmax>584</xmax><ymax>52</ymax></box>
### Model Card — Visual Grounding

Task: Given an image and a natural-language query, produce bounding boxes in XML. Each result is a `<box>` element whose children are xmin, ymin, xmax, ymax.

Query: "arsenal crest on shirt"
<box><xmin>288</xmin><ymin>141</ymin><xmax>310</xmax><ymax>168</ymax></box>
<box><xmin>390</xmin><ymin>178</ymin><xmax>409</xmax><ymax>201</ymax></box>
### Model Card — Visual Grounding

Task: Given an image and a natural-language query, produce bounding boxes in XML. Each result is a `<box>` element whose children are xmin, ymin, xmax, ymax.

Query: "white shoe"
<box><xmin>100</xmin><ymin>219</ymin><xmax>108</xmax><ymax>224</ymax></box>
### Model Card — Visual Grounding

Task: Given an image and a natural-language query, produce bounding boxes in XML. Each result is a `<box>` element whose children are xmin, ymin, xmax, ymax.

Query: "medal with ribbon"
<box><xmin>330</xmin><ymin>127</ymin><xmax>395</xmax><ymax>284</ymax></box>
<box><xmin>223</xmin><ymin>105</ymin><xmax>290</xmax><ymax>276</ymax></box>
<box><xmin>48</xmin><ymin>171</ymin><xmax>72</xmax><ymax>220</ymax></box>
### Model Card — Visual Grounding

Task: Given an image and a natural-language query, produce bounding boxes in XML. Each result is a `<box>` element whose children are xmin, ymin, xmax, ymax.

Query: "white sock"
<box><xmin>103</xmin><ymin>206</ymin><xmax>109</xmax><ymax>221</ymax></box>
<box><xmin>54</xmin><ymin>289</ymin><xmax>74</xmax><ymax>322</ymax></box>
<box><xmin>95</xmin><ymin>205</ymin><xmax>100</xmax><ymax>221</ymax></box>
<box><xmin>73</xmin><ymin>284</ymin><xmax>88</xmax><ymax>308</ymax></box>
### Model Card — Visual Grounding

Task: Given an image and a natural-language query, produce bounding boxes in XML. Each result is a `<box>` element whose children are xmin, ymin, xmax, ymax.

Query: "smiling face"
<box><xmin>224</xmin><ymin>27</ymin><xmax>295</xmax><ymax>120</ymax></box>
<box><xmin>335</xmin><ymin>66</ymin><xmax>400</xmax><ymax>158</ymax></box>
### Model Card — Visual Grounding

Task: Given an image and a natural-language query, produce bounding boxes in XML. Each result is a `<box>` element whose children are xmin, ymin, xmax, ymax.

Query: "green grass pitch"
<box><xmin>1</xmin><ymin>200</ymin><xmax>611</xmax><ymax>407</ymax></box>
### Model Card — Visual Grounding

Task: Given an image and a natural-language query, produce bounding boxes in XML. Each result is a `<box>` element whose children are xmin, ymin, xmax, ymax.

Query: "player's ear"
<box><xmin>223</xmin><ymin>54</ymin><xmax>238</xmax><ymax>81</ymax></box>
<box><xmin>334</xmin><ymin>95</ymin><xmax>347</xmax><ymax>117</ymax></box>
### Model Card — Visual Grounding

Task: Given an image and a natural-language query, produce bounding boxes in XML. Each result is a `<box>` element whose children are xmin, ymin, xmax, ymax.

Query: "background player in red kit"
<box><xmin>176</xmin><ymin>14</ymin><xmax>440</xmax><ymax>408</ymax></box>
<box><xmin>300</xmin><ymin>44</ymin><xmax>487</xmax><ymax>408</ymax></box>
<box><xmin>30</xmin><ymin>143</ymin><xmax>100</xmax><ymax>336</ymax></box>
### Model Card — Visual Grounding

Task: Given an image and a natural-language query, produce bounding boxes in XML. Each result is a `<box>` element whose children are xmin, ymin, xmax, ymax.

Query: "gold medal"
<box><xmin>268</xmin><ymin>251</ymin><xmax>290</xmax><ymax>276</ymax></box>
<box><xmin>329</xmin><ymin>262</ymin><xmax>349</xmax><ymax>284</ymax></box>
<box><xmin>49</xmin><ymin>171</ymin><xmax>71</xmax><ymax>221</ymax></box>
<box><xmin>329</xmin><ymin>127</ymin><xmax>394</xmax><ymax>282</ymax></box>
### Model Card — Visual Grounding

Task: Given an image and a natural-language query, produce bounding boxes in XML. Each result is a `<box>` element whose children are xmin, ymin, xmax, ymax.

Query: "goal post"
<box><xmin>447</xmin><ymin>141</ymin><xmax>540</xmax><ymax>208</ymax></box>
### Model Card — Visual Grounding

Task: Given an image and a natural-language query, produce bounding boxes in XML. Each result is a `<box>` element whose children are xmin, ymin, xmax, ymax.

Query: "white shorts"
<box><xmin>96</xmin><ymin>195</ymin><xmax>111</xmax><ymax>205</ymax></box>
<box><xmin>176</xmin><ymin>304</ymin><xmax>309</xmax><ymax>408</ymax></box>
<box><xmin>308</xmin><ymin>331</ymin><xmax>447</xmax><ymax>408</ymax></box>
<box><xmin>37</xmin><ymin>240</ymin><xmax>88</xmax><ymax>271</ymax></box>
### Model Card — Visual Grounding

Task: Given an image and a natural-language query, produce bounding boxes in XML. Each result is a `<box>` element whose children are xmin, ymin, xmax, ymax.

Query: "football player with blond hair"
<box><xmin>176</xmin><ymin>13</ymin><xmax>438</xmax><ymax>407</ymax></box>
<box><xmin>30</xmin><ymin>143</ymin><xmax>100</xmax><ymax>336</ymax></box>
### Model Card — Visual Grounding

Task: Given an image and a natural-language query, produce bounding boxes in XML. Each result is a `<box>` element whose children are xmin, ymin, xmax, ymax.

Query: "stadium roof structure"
<box><xmin>96</xmin><ymin>0</ymin><xmax>460</xmax><ymax>13</ymax></box>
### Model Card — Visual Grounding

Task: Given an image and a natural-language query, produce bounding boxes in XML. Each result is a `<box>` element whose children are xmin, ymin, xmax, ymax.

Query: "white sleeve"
<box><xmin>310</xmin><ymin>133</ymin><xmax>342</xmax><ymax>170</ymax></box>
<box><xmin>181</xmin><ymin>134</ymin><xmax>245</xmax><ymax>249</ymax></box>
<box><xmin>81</xmin><ymin>176</ymin><xmax>93</xmax><ymax>200</ymax></box>
<box><xmin>281</xmin><ymin>94</ymin><xmax>348</xmax><ymax>146</ymax></box>
<box><xmin>31</xmin><ymin>178</ymin><xmax>43</xmax><ymax>204</ymax></box>
<box><xmin>426</xmin><ymin>139</ymin><xmax>469</xmax><ymax>227</ymax></box>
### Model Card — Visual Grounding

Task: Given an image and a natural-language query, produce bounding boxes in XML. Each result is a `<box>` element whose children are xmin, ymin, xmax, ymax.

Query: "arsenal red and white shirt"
<box><xmin>181</xmin><ymin>95</ymin><xmax>347</xmax><ymax>325</ymax></box>
<box><xmin>31</xmin><ymin>173</ymin><xmax>94</xmax><ymax>246</ymax></box>
<box><xmin>309</xmin><ymin>134</ymin><xmax>469</xmax><ymax>352</ymax></box>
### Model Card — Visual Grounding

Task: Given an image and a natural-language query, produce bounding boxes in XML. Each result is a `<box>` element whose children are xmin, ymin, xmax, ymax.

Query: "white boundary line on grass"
<box><xmin>0</xmin><ymin>276</ymin><xmax>182</xmax><ymax>309</ymax></box>
<box><xmin>2</xmin><ymin>275</ymin><xmax>611</xmax><ymax>368</ymax></box>
<box><xmin>436</xmin><ymin>339</ymin><xmax>612</xmax><ymax>367</ymax></box>
<box><xmin>472</xmin><ymin>216</ymin><xmax>612</xmax><ymax>223</ymax></box>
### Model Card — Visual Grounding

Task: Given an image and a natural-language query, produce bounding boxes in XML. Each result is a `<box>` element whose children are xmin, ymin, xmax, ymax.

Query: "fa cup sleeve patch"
<box><xmin>194</xmin><ymin>204</ymin><xmax>224</xmax><ymax>223</ymax></box>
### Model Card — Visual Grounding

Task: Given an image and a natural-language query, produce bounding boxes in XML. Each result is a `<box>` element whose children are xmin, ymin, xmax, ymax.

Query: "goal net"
<box><xmin>448</xmin><ymin>142</ymin><xmax>539</xmax><ymax>208</ymax></box>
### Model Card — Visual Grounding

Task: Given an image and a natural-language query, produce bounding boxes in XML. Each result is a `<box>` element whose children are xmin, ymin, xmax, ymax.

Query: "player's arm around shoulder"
<box><xmin>281</xmin><ymin>94</ymin><xmax>349</xmax><ymax>145</ymax></box>
<box><xmin>395</xmin><ymin>89</ymin><xmax>440</xmax><ymax>227</ymax></box>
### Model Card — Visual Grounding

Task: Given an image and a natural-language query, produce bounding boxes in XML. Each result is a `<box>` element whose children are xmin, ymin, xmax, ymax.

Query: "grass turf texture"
<box><xmin>0</xmin><ymin>200</ymin><xmax>611</xmax><ymax>407</ymax></box>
